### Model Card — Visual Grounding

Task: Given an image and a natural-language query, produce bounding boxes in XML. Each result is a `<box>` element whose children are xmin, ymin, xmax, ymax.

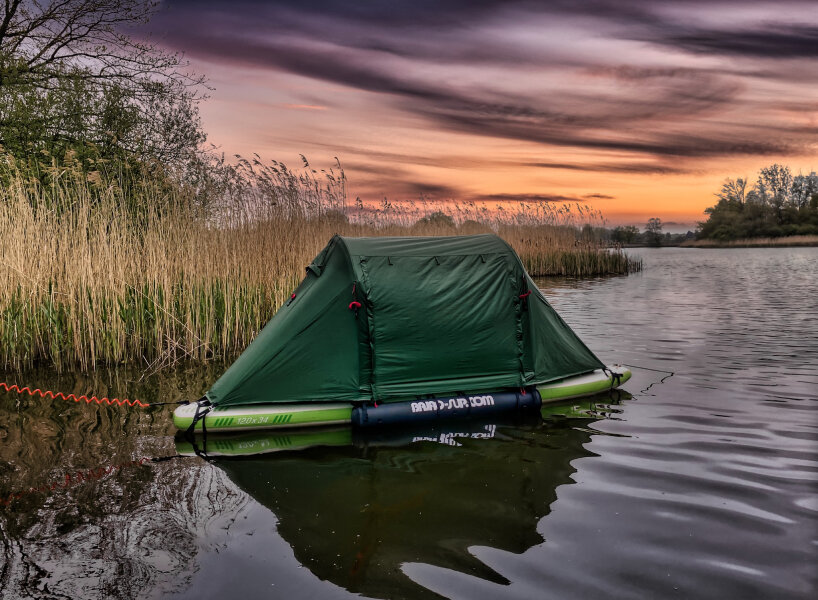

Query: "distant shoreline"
<box><xmin>680</xmin><ymin>235</ymin><xmax>818</xmax><ymax>248</ymax></box>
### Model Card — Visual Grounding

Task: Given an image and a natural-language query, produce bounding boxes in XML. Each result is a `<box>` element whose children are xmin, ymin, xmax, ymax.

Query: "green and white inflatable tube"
<box><xmin>174</xmin><ymin>365</ymin><xmax>631</xmax><ymax>433</ymax></box>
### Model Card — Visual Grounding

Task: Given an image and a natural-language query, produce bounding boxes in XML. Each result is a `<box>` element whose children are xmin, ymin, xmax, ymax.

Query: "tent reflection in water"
<box><xmin>179</xmin><ymin>234</ymin><xmax>629</xmax><ymax>431</ymax></box>
<box><xmin>207</xmin><ymin>418</ymin><xmax>599</xmax><ymax>599</ymax></box>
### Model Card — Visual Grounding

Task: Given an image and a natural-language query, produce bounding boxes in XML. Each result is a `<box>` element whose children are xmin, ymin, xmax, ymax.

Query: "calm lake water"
<box><xmin>1</xmin><ymin>247</ymin><xmax>816</xmax><ymax>599</ymax></box>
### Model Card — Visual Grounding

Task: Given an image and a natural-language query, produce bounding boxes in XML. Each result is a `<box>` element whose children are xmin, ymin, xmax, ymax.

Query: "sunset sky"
<box><xmin>149</xmin><ymin>0</ymin><xmax>818</xmax><ymax>228</ymax></box>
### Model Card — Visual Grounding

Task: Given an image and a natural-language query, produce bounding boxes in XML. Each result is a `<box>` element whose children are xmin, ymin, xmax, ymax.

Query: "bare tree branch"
<box><xmin>0</xmin><ymin>0</ymin><xmax>207</xmax><ymax>166</ymax></box>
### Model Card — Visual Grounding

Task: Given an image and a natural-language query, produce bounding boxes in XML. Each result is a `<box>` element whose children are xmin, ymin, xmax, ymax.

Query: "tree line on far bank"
<box><xmin>607</xmin><ymin>218</ymin><xmax>692</xmax><ymax>247</ymax></box>
<box><xmin>605</xmin><ymin>164</ymin><xmax>818</xmax><ymax>247</ymax></box>
<box><xmin>697</xmin><ymin>165</ymin><xmax>818</xmax><ymax>241</ymax></box>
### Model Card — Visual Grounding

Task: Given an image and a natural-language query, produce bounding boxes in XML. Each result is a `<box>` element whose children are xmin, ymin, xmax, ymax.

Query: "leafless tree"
<box><xmin>716</xmin><ymin>177</ymin><xmax>747</xmax><ymax>205</ymax></box>
<box><xmin>645</xmin><ymin>217</ymin><xmax>663</xmax><ymax>246</ymax></box>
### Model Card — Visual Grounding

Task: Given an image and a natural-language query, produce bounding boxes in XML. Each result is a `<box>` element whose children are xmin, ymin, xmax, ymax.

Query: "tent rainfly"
<box><xmin>206</xmin><ymin>234</ymin><xmax>605</xmax><ymax>407</ymax></box>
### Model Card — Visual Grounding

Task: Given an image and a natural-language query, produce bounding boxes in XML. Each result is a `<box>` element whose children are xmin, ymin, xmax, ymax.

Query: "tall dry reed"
<box><xmin>0</xmin><ymin>155</ymin><xmax>639</xmax><ymax>372</ymax></box>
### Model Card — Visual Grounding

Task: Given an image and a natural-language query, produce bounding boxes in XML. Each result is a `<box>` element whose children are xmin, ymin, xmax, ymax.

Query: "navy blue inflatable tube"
<box><xmin>351</xmin><ymin>389</ymin><xmax>542</xmax><ymax>428</ymax></box>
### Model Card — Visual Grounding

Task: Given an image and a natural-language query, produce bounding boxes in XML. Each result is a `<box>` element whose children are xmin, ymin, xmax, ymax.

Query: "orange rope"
<box><xmin>0</xmin><ymin>381</ymin><xmax>149</xmax><ymax>408</ymax></box>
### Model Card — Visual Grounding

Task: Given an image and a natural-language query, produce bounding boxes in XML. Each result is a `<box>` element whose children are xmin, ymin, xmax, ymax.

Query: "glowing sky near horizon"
<box><xmin>150</xmin><ymin>0</ymin><xmax>818</xmax><ymax>226</ymax></box>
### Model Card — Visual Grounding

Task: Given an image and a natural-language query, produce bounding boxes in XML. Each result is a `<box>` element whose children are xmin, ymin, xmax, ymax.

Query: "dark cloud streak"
<box><xmin>529</xmin><ymin>161</ymin><xmax>691</xmax><ymax>175</ymax></box>
<box><xmin>664</xmin><ymin>25</ymin><xmax>818</xmax><ymax>58</ymax></box>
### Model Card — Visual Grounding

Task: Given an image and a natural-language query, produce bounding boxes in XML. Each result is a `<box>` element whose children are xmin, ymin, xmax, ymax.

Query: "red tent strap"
<box><xmin>348</xmin><ymin>301</ymin><xmax>362</xmax><ymax>311</ymax></box>
<box><xmin>519</xmin><ymin>290</ymin><xmax>532</xmax><ymax>299</ymax></box>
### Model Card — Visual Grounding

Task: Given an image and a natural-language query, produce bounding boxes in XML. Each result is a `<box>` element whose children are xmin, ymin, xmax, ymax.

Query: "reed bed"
<box><xmin>0</xmin><ymin>155</ymin><xmax>640</xmax><ymax>372</ymax></box>
<box><xmin>519</xmin><ymin>247</ymin><xmax>641</xmax><ymax>277</ymax></box>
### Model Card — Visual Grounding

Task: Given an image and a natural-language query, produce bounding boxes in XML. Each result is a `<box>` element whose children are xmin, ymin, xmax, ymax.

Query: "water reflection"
<box><xmin>0</xmin><ymin>366</ymin><xmax>624</xmax><ymax>600</ymax></box>
<box><xmin>0</xmin><ymin>366</ymin><xmax>243</xmax><ymax>599</ymax></box>
<box><xmin>176</xmin><ymin>396</ymin><xmax>626</xmax><ymax>600</ymax></box>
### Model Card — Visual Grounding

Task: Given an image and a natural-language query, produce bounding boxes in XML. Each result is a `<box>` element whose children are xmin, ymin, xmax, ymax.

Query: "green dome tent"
<box><xmin>206</xmin><ymin>234</ymin><xmax>605</xmax><ymax>407</ymax></box>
